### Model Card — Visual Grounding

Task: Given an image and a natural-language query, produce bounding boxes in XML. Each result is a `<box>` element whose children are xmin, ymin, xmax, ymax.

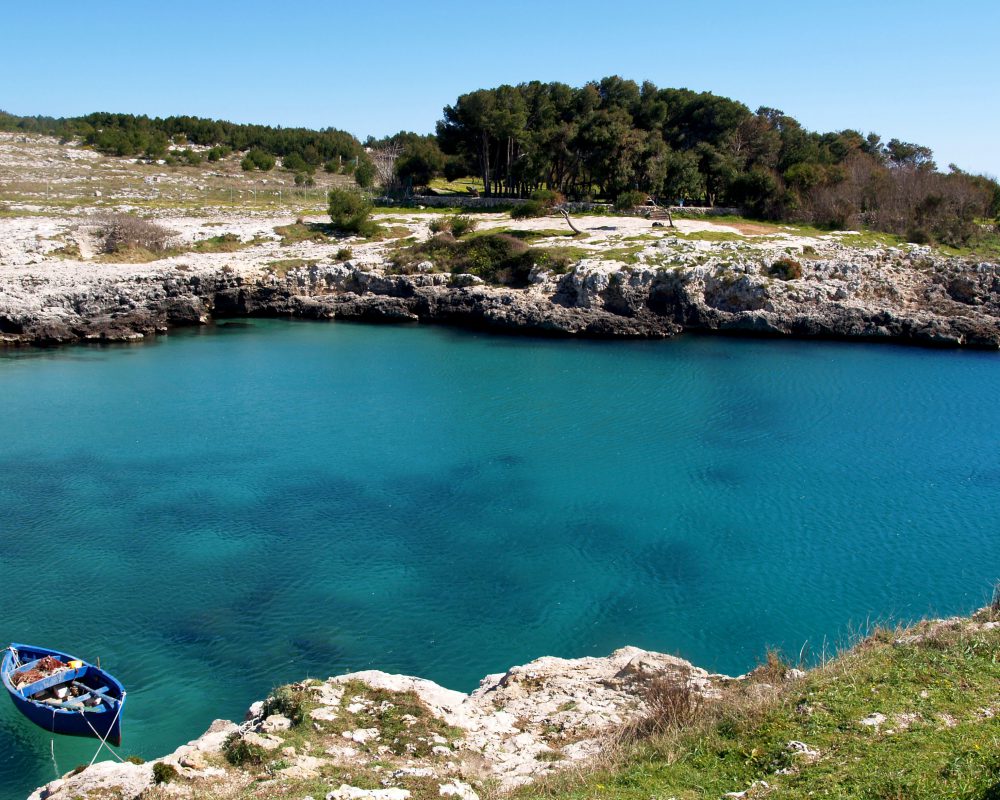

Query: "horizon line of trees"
<box><xmin>0</xmin><ymin>110</ymin><xmax>362</xmax><ymax>169</ymax></box>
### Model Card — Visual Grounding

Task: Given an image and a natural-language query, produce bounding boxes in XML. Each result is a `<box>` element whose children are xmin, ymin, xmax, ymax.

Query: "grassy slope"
<box><xmin>521</xmin><ymin>613</ymin><xmax>1000</xmax><ymax>800</ymax></box>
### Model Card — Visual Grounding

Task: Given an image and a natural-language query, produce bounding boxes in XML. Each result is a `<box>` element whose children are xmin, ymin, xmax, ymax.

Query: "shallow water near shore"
<box><xmin>2</xmin><ymin>321</ymin><xmax>1000</xmax><ymax>797</ymax></box>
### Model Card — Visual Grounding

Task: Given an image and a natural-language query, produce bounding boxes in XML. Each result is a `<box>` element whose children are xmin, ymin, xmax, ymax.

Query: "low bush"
<box><xmin>294</xmin><ymin>172</ymin><xmax>316</xmax><ymax>186</ymax></box>
<box><xmin>262</xmin><ymin>684</ymin><xmax>309</xmax><ymax>726</ymax></box>
<box><xmin>614</xmin><ymin>190</ymin><xmax>649</xmax><ymax>211</ymax></box>
<box><xmin>206</xmin><ymin>145</ymin><xmax>231</xmax><ymax>162</ymax></box>
<box><xmin>222</xmin><ymin>733</ymin><xmax>266</xmax><ymax>766</ymax></box>
<box><xmin>152</xmin><ymin>762</ymin><xmax>178</xmax><ymax>784</ymax></box>
<box><xmin>430</xmin><ymin>215</ymin><xmax>477</xmax><ymax>236</ymax></box>
<box><xmin>449</xmin><ymin>215</ymin><xmax>476</xmax><ymax>237</ymax></box>
<box><xmin>328</xmin><ymin>188</ymin><xmax>377</xmax><ymax>236</ymax></box>
<box><xmin>282</xmin><ymin>152</ymin><xmax>310</xmax><ymax>173</ymax></box>
<box><xmin>531</xmin><ymin>188</ymin><xmax>564</xmax><ymax>207</ymax></box>
<box><xmin>354</xmin><ymin>158</ymin><xmax>375</xmax><ymax>188</ymax></box>
<box><xmin>394</xmin><ymin>233</ymin><xmax>536</xmax><ymax>286</ymax></box>
<box><xmin>336</xmin><ymin>247</ymin><xmax>353</xmax><ymax>261</ymax></box>
<box><xmin>97</xmin><ymin>213</ymin><xmax>176</xmax><ymax>254</ymax></box>
<box><xmin>241</xmin><ymin>148</ymin><xmax>276</xmax><ymax>171</ymax></box>
<box><xmin>767</xmin><ymin>258</ymin><xmax>803</xmax><ymax>280</ymax></box>
<box><xmin>511</xmin><ymin>200</ymin><xmax>547</xmax><ymax>220</ymax></box>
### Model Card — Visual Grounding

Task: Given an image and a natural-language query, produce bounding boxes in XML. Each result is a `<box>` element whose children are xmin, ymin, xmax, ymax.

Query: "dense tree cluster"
<box><xmin>433</xmin><ymin>78</ymin><xmax>999</xmax><ymax>245</ymax></box>
<box><xmin>0</xmin><ymin>110</ymin><xmax>361</xmax><ymax>168</ymax></box>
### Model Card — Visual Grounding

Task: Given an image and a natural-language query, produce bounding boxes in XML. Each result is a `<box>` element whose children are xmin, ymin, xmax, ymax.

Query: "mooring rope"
<box><xmin>50</xmin><ymin>739</ymin><xmax>60</xmax><ymax>779</ymax></box>
<box><xmin>81</xmin><ymin>691</ymin><xmax>127</xmax><ymax>767</ymax></box>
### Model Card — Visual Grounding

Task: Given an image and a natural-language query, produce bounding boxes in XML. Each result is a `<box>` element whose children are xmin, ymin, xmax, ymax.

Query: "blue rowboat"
<box><xmin>2</xmin><ymin>643</ymin><xmax>126</xmax><ymax>746</ymax></box>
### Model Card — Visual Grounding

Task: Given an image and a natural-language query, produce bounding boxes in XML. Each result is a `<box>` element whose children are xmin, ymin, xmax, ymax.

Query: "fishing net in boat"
<box><xmin>13</xmin><ymin>656</ymin><xmax>67</xmax><ymax>687</ymax></box>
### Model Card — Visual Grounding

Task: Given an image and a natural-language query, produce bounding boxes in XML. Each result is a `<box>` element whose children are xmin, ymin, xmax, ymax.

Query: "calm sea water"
<box><xmin>2</xmin><ymin>321</ymin><xmax>999</xmax><ymax>797</ymax></box>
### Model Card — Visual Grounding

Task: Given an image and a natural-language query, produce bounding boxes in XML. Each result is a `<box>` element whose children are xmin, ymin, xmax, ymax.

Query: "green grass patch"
<box><xmin>274</xmin><ymin>221</ymin><xmax>335</xmax><ymax>245</ymax></box>
<box><xmin>392</xmin><ymin>233</ymin><xmax>584</xmax><ymax>285</ymax></box>
<box><xmin>266</xmin><ymin>258</ymin><xmax>320</xmax><ymax>276</ymax></box>
<box><xmin>519</xmin><ymin>616</ymin><xmax>1000</xmax><ymax>800</ymax></box>
<box><xmin>503</xmin><ymin>228</ymin><xmax>585</xmax><ymax>241</ymax></box>
<box><xmin>428</xmin><ymin>176</ymin><xmax>486</xmax><ymax>196</ymax></box>
<box><xmin>835</xmin><ymin>230</ymin><xmax>909</xmax><ymax>249</ymax></box>
<box><xmin>371</xmin><ymin>205</ymin><xmax>469</xmax><ymax>215</ymax></box>
<box><xmin>192</xmin><ymin>233</ymin><xmax>266</xmax><ymax>253</ymax></box>
<box><xmin>671</xmin><ymin>229</ymin><xmax>746</xmax><ymax>243</ymax></box>
<box><xmin>936</xmin><ymin>229</ymin><xmax>1000</xmax><ymax>260</ymax></box>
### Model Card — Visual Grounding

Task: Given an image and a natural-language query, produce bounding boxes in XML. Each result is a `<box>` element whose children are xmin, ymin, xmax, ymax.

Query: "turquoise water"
<box><xmin>2</xmin><ymin>321</ymin><xmax>1000</xmax><ymax>797</ymax></box>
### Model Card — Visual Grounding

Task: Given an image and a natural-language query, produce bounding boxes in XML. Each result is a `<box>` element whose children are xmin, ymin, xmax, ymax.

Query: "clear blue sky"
<box><xmin>3</xmin><ymin>0</ymin><xmax>997</xmax><ymax>176</ymax></box>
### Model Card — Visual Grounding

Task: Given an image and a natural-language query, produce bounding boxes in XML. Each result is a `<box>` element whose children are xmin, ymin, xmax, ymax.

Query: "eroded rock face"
<box><xmin>27</xmin><ymin>647</ymin><xmax>732</xmax><ymax>800</ymax></box>
<box><xmin>2</xmin><ymin>244</ymin><xmax>999</xmax><ymax>348</ymax></box>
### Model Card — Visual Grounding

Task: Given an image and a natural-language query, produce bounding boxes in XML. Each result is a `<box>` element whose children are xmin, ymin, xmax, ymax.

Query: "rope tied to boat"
<box><xmin>81</xmin><ymin>690</ymin><xmax>127</xmax><ymax>767</ymax></box>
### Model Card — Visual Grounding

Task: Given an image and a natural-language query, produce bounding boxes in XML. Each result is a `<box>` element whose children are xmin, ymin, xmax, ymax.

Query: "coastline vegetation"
<box><xmin>6</xmin><ymin>78</ymin><xmax>998</xmax><ymax>254</ymax></box>
<box><xmin>519</xmin><ymin>609</ymin><xmax>1000</xmax><ymax>800</ymax></box>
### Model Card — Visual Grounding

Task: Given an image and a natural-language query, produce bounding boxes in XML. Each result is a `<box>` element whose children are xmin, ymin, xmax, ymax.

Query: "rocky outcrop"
<box><xmin>28</xmin><ymin>647</ymin><xmax>734</xmax><ymax>800</ymax></box>
<box><xmin>2</xmin><ymin>247</ymin><xmax>1000</xmax><ymax>348</ymax></box>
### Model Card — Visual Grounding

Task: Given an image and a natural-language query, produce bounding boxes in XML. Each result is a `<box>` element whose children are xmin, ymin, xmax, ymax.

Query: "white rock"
<box><xmin>311</xmin><ymin>706</ymin><xmax>341</xmax><ymax>722</ymax></box>
<box><xmin>262</xmin><ymin>713</ymin><xmax>293</xmax><ymax>732</ymax></box>
<box><xmin>244</xmin><ymin>731</ymin><xmax>282</xmax><ymax>750</ymax></box>
<box><xmin>327</xmin><ymin>785</ymin><xmax>411</xmax><ymax>800</ymax></box>
<box><xmin>392</xmin><ymin>766</ymin><xmax>435</xmax><ymax>778</ymax></box>
<box><xmin>342</xmin><ymin>727</ymin><xmax>380</xmax><ymax>744</ymax></box>
<box><xmin>438</xmin><ymin>780</ymin><xmax>480</xmax><ymax>800</ymax></box>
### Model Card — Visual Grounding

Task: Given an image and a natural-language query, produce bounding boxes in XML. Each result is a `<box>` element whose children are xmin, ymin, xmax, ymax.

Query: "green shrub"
<box><xmin>262</xmin><ymin>685</ymin><xmax>309</xmax><ymax>726</ymax></box>
<box><xmin>354</xmin><ymin>158</ymin><xmax>375</xmax><ymax>188</ymax></box>
<box><xmin>222</xmin><ymin>733</ymin><xmax>266</xmax><ymax>766</ymax></box>
<box><xmin>282</xmin><ymin>152</ymin><xmax>310</xmax><ymax>173</ymax></box>
<box><xmin>241</xmin><ymin>148</ymin><xmax>276</xmax><ymax>172</ymax></box>
<box><xmin>294</xmin><ymin>172</ymin><xmax>315</xmax><ymax>186</ymax></box>
<box><xmin>511</xmin><ymin>200</ymin><xmax>547</xmax><ymax>219</ymax></box>
<box><xmin>152</xmin><ymin>762</ymin><xmax>178</xmax><ymax>784</ymax></box>
<box><xmin>530</xmin><ymin>188</ymin><xmax>564</xmax><ymax>207</ymax></box>
<box><xmin>328</xmin><ymin>188</ymin><xmax>376</xmax><ymax>236</ymax></box>
<box><xmin>324</xmin><ymin>159</ymin><xmax>340</xmax><ymax>173</ymax></box>
<box><xmin>614</xmin><ymin>190</ymin><xmax>649</xmax><ymax>211</ymax></box>
<box><xmin>395</xmin><ymin>233</ymin><xmax>534</xmax><ymax>286</ymax></box>
<box><xmin>206</xmin><ymin>145</ymin><xmax>231</xmax><ymax>162</ymax></box>
<box><xmin>336</xmin><ymin>247</ymin><xmax>353</xmax><ymax>261</ymax></box>
<box><xmin>125</xmin><ymin>755</ymin><xmax>145</xmax><ymax>765</ymax></box>
<box><xmin>448</xmin><ymin>215</ymin><xmax>477</xmax><ymax>237</ymax></box>
<box><xmin>768</xmin><ymin>258</ymin><xmax>803</xmax><ymax>280</ymax></box>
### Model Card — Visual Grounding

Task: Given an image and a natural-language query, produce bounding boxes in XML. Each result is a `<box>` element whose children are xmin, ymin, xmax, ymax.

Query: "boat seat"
<box><xmin>63</xmin><ymin>684</ymin><xmax>111</xmax><ymax>708</ymax></box>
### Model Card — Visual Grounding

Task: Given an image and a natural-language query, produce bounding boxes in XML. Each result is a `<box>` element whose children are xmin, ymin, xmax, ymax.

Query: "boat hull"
<box><xmin>2</xmin><ymin>644</ymin><xmax>125</xmax><ymax>746</ymax></box>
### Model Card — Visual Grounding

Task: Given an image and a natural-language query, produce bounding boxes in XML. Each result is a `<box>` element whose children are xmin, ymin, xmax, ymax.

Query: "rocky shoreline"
<box><xmin>28</xmin><ymin>646</ymin><xmax>740</xmax><ymax>800</ymax></box>
<box><xmin>2</xmin><ymin>243</ymin><xmax>1000</xmax><ymax>349</ymax></box>
<box><xmin>26</xmin><ymin>610</ymin><xmax>1000</xmax><ymax>800</ymax></box>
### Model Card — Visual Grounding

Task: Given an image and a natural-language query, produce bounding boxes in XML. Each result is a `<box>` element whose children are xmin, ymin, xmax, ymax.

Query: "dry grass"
<box><xmin>96</xmin><ymin>212</ymin><xmax>176</xmax><ymax>254</ymax></box>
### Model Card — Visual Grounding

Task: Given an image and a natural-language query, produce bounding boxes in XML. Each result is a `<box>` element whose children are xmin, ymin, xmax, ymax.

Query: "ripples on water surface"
<box><xmin>2</xmin><ymin>321</ymin><xmax>1000</xmax><ymax>797</ymax></box>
